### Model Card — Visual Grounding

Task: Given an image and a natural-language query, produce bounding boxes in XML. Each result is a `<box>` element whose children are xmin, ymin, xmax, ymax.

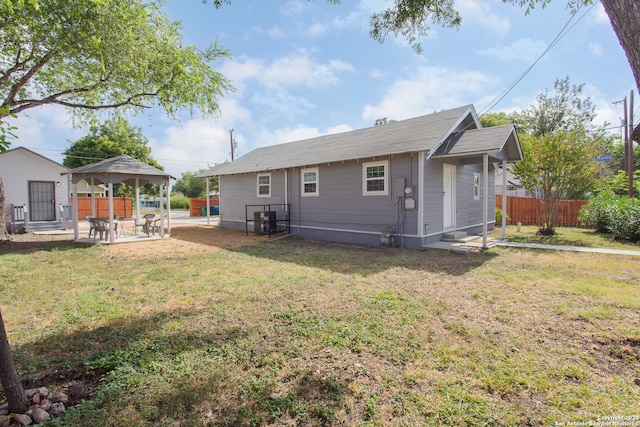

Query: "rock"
<box><xmin>13</xmin><ymin>413</ymin><xmax>32</xmax><ymax>426</ymax></box>
<box><xmin>0</xmin><ymin>404</ymin><xmax>7</xmax><ymax>416</ymax></box>
<box><xmin>37</xmin><ymin>387</ymin><xmax>49</xmax><ymax>398</ymax></box>
<box><xmin>39</xmin><ymin>399</ymin><xmax>52</xmax><ymax>411</ymax></box>
<box><xmin>24</xmin><ymin>389</ymin><xmax>38</xmax><ymax>399</ymax></box>
<box><xmin>32</xmin><ymin>392</ymin><xmax>40</xmax><ymax>404</ymax></box>
<box><xmin>0</xmin><ymin>415</ymin><xmax>9</xmax><ymax>427</ymax></box>
<box><xmin>31</xmin><ymin>408</ymin><xmax>50</xmax><ymax>424</ymax></box>
<box><xmin>50</xmin><ymin>402</ymin><xmax>66</xmax><ymax>416</ymax></box>
<box><xmin>51</xmin><ymin>391</ymin><xmax>69</xmax><ymax>404</ymax></box>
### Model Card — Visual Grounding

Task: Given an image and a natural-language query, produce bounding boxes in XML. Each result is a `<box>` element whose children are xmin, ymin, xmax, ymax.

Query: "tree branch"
<box><xmin>3</xmin><ymin>47</ymin><xmax>58</xmax><ymax>108</ymax></box>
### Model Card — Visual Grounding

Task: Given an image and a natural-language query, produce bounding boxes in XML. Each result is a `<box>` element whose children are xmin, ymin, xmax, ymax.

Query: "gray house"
<box><xmin>200</xmin><ymin>105</ymin><xmax>522</xmax><ymax>249</ymax></box>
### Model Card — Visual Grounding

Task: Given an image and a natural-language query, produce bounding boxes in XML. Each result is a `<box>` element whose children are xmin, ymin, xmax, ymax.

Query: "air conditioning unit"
<box><xmin>254</xmin><ymin>211</ymin><xmax>276</xmax><ymax>234</ymax></box>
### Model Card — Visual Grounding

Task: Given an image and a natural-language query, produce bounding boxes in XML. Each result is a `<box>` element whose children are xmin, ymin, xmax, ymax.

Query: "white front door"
<box><xmin>443</xmin><ymin>164</ymin><xmax>456</xmax><ymax>230</ymax></box>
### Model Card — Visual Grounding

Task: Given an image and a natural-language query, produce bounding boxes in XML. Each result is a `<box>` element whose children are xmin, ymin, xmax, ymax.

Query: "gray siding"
<box><xmin>219</xmin><ymin>154</ymin><xmax>495</xmax><ymax>248</ymax></box>
<box><xmin>220</xmin><ymin>154</ymin><xmax>420</xmax><ymax>243</ymax></box>
<box><xmin>422</xmin><ymin>159</ymin><xmax>496</xmax><ymax>244</ymax></box>
<box><xmin>219</xmin><ymin>171</ymin><xmax>287</xmax><ymax>231</ymax></box>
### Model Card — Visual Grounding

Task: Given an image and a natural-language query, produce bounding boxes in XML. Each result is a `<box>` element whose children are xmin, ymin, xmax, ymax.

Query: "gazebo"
<box><xmin>63</xmin><ymin>154</ymin><xmax>175</xmax><ymax>243</ymax></box>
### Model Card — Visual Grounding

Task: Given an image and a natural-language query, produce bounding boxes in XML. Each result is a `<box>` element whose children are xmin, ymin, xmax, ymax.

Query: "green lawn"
<box><xmin>491</xmin><ymin>224</ymin><xmax>640</xmax><ymax>250</ymax></box>
<box><xmin>0</xmin><ymin>232</ymin><xmax>639</xmax><ymax>426</ymax></box>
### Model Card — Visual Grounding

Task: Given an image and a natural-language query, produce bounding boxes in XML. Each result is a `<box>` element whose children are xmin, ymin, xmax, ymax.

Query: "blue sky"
<box><xmin>10</xmin><ymin>0</ymin><xmax>637</xmax><ymax>179</ymax></box>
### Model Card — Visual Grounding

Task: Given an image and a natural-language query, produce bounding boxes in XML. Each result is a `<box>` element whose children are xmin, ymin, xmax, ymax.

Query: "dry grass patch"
<box><xmin>0</xmin><ymin>229</ymin><xmax>638</xmax><ymax>426</ymax></box>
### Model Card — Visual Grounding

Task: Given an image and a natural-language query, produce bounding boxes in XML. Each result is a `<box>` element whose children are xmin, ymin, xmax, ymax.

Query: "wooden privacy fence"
<box><xmin>71</xmin><ymin>197</ymin><xmax>133</xmax><ymax>219</ymax></box>
<box><xmin>496</xmin><ymin>195</ymin><xmax>588</xmax><ymax>227</ymax></box>
<box><xmin>189</xmin><ymin>198</ymin><xmax>220</xmax><ymax>216</ymax></box>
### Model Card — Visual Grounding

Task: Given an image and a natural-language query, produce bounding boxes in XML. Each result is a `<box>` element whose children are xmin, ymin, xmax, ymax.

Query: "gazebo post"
<box><xmin>73</xmin><ymin>181</ymin><xmax>79</xmax><ymax>241</ymax></box>
<box><xmin>159</xmin><ymin>181</ymin><xmax>164</xmax><ymax>238</ymax></box>
<box><xmin>108</xmin><ymin>182</ymin><xmax>114</xmax><ymax>243</ymax></box>
<box><xmin>166</xmin><ymin>179</ymin><xmax>172</xmax><ymax>236</ymax></box>
<box><xmin>90</xmin><ymin>177</ymin><xmax>96</xmax><ymax>218</ymax></box>
<box><xmin>135</xmin><ymin>179</ymin><xmax>140</xmax><ymax>222</ymax></box>
<box><xmin>205</xmin><ymin>178</ymin><xmax>210</xmax><ymax>226</ymax></box>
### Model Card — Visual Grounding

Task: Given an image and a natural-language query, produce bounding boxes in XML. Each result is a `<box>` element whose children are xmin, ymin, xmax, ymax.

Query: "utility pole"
<box><xmin>613</xmin><ymin>96</ymin><xmax>629</xmax><ymax>194</ymax></box>
<box><xmin>229</xmin><ymin>128</ymin><xmax>235</xmax><ymax>161</ymax></box>
<box><xmin>628</xmin><ymin>90</ymin><xmax>634</xmax><ymax>197</ymax></box>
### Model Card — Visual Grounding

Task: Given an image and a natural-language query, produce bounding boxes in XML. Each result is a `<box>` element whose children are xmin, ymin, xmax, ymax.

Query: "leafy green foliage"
<box><xmin>580</xmin><ymin>193</ymin><xmax>640</xmax><ymax>241</ymax></box>
<box><xmin>0</xmin><ymin>0</ymin><xmax>232</xmax><ymax>122</ymax></box>
<box><xmin>172</xmin><ymin>171</ymin><xmax>215</xmax><ymax>198</ymax></box>
<box><xmin>511</xmin><ymin>78</ymin><xmax>602</xmax><ymax>234</ymax></box>
<box><xmin>63</xmin><ymin>118</ymin><xmax>160</xmax><ymax>169</ymax></box>
<box><xmin>0</xmin><ymin>106</ymin><xmax>17</xmax><ymax>152</ymax></box>
<box><xmin>169</xmin><ymin>197</ymin><xmax>190</xmax><ymax>210</ymax></box>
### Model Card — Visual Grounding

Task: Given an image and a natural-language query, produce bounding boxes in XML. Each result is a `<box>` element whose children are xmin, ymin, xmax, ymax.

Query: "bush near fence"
<box><xmin>189</xmin><ymin>198</ymin><xmax>220</xmax><ymax>216</ymax></box>
<box><xmin>496</xmin><ymin>195</ymin><xmax>588</xmax><ymax>227</ymax></box>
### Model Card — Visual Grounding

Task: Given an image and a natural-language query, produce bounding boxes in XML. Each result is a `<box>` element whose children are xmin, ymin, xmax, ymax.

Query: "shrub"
<box><xmin>579</xmin><ymin>194</ymin><xmax>640</xmax><ymax>241</ymax></box>
<box><xmin>495</xmin><ymin>208</ymin><xmax>510</xmax><ymax>225</ymax></box>
<box><xmin>170</xmin><ymin>197</ymin><xmax>190</xmax><ymax>210</ymax></box>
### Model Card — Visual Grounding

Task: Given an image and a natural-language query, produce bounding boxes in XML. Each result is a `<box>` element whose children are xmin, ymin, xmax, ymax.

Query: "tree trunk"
<box><xmin>601</xmin><ymin>0</ymin><xmax>640</xmax><ymax>94</ymax></box>
<box><xmin>0</xmin><ymin>310</ymin><xmax>27</xmax><ymax>414</ymax></box>
<box><xmin>0</xmin><ymin>177</ymin><xmax>9</xmax><ymax>241</ymax></box>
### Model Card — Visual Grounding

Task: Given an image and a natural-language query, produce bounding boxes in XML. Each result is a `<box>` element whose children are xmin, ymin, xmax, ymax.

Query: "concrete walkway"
<box><xmin>495</xmin><ymin>241</ymin><xmax>640</xmax><ymax>256</ymax></box>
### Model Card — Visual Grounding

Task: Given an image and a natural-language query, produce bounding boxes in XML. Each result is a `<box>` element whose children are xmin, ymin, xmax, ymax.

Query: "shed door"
<box><xmin>443</xmin><ymin>164</ymin><xmax>456</xmax><ymax>230</ymax></box>
<box><xmin>29</xmin><ymin>181</ymin><xmax>56</xmax><ymax>221</ymax></box>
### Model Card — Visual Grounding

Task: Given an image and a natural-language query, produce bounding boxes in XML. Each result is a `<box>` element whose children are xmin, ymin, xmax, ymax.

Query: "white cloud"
<box><xmin>592</xmin><ymin>2</ymin><xmax>610</xmax><ymax>25</ymax></box>
<box><xmin>305</xmin><ymin>23</ymin><xmax>327</xmax><ymax>38</ymax></box>
<box><xmin>588</xmin><ymin>42</ymin><xmax>603</xmax><ymax>57</ymax></box>
<box><xmin>148</xmin><ymin>99</ymin><xmax>252</xmax><ymax>177</ymax></box>
<box><xmin>456</xmin><ymin>0</ymin><xmax>510</xmax><ymax>37</ymax></box>
<box><xmin>268</xmin><ymin>26</ymin><xmax>285</xmax><ymax>39</ymax></box>
<box><xmin>254</xmin><ymin>123</ymin><xmax>353</xmax><ymax>149</ymax></box>
<box><xmin>221</xmin><ymin>52</ymin><xmax>355</xmax><ymax>93</ymax></box>
<box><xmin>362</xmin><ymin>66</ymin><xmax>496</xmax><ymax>121</ymax></box>
<box><xmin>476</xmin><ymin>38</ymin><xmax>547</xmax><ymax>62</ymax></box>
<box><xmin>280</xmin><ymin>0</ymin><xmax>311</xmax><ymax>16</ymax></box>
<box><xmin>250</xmin><ymin>89</ymin><xmax>315</xmax><ymax>120</ymax></box>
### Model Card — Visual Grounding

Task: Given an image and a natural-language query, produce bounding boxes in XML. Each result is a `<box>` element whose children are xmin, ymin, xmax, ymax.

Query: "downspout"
<box><xmin>284</xmin><ymin>170</ymin><xmax>289</xmax><ymax>218</ymax></box>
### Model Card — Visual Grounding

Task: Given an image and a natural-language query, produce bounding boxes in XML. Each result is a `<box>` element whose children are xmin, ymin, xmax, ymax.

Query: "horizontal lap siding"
<box><xmin>291</xmin><ymin>156</ymin><xmax>418</xmax><ymax>236</ymax></box>
<box><xmin>219</xmin><ymin>172</ymin><xmax>286</xmax><ymax>231</ymax></box>
<box><xmin>423</xmin><ymin>159</ymin><xmax>495</xmax><ymax>240</ymax></box>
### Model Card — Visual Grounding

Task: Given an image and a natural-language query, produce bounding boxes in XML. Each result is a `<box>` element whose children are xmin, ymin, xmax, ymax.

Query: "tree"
<box><xmin>0</xmin><ymin>0</ymin><xmax>232</xmax><ymax>236</ymax></box>
<box><xmin>0</xmin><ymin>0</ymin><xmax>232</xmax><ymax>413</ymax></box>
<box><xmin>64</xmin><ymin>117</ymin><xmax>162</xmax><ymax>197</ymax></box>
<box><xmin>511</xmin><ymin>78</ymin><xmax>602</xmax><ymax>233</ymax></box>
<box><xmin>173</xmin><ymin>171</ymin><xmax>208</xmax><ymax>198</ymax></box>
<box><xmin>374</xmin><ymin>117</ymin><xmax>396</xmax><ymax>126</ymax></box>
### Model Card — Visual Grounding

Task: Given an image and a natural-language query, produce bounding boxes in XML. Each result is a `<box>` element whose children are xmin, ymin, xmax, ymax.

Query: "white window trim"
<box><xmin>257</xmin><ymin>173</ymin><xmax>271</xmax><ymax>198</ymax></box>
<box><xmin>301</xmin><ymin>167</ymin><xmax>319</xmax><ymax>197</ymax></box>
<box><xmin>473</xmin><ymin>172</ymin><xmax>480</xmax><ymax>200</ymax></box>
<box><xmin>362</xmin><ymin>160</ymin><xmax>389</xmax><ymax>196</ymax></box>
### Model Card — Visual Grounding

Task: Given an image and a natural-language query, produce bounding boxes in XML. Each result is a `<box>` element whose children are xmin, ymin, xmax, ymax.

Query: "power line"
<box><xmin>478</xmin><ymin>1</ymin><xmax>597</xmax><ymax>117</ymax></box>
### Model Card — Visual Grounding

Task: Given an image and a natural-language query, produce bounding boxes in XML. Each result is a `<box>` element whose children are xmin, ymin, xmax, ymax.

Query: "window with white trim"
<box><xmin>362</xmin><ymin>160</ymin><xmax>388</xmax><ymax>196</ymax></box>
<box><xmin>301</xmin><ymin>167</ymin><xmax>319</xmax><ymax>196</ymax></box>
<box><xmin>473</xmin><ymin>173</ymin><xmax>480</xmax><ymax>200</ymax></box>
<box><xmin>257</xmin><ymin>173</ymin><xmax>271</xmax><ymax>197</ymax></box>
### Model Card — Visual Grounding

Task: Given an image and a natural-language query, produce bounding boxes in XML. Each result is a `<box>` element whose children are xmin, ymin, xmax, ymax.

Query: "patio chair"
<box><xmin>86</xmin><ymin>216</ymin><xmax>96</xmax><ymax>239</ymax></box>
<box><xmin>89</xmin><ymin>218</ymin><xmax>109</xmax><ymax>241</ymax></box>
<box><xmin>134</xmin><ymin>213</ymin><xmax>155</xmax><ymax>236</ymax></box>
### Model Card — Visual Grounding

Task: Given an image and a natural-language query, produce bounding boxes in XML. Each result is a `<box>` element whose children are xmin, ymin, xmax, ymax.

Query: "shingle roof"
<box><xmin>433</xmin><ymin>125</ymin><xmax>522</xmax><ymax>161</ymax></box>
<box><xmin>201</xmin><ymin>105</ymin><xmax>476</xmax><ymax>177</ymax></box>
<box><xmin>64</xmin><ymin>154</ymin><xmax>174</xmax><ymax>185</ymax></box>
